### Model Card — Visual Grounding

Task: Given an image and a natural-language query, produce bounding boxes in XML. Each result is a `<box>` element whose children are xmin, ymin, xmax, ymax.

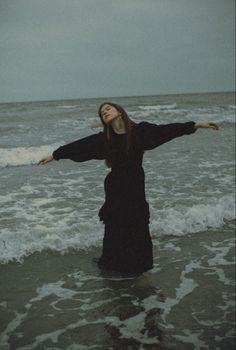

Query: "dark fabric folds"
<box><xmin>53</xmin><ymin>132</ymin><xmax>105</xmax><ymax>162</ymax></box>
<box><xmin>98</xmin><ymin>166</ymin><xmax>150</xmax><ymax>226</ymax></box>
<box><xmin>98</xmin><ymin>223</ymin><xmax>153</xmax><ymax>274</ymax></box>
<box><xmin>53</xmin><ymin>120</ymin><xmax>196</xmax><ymax>273</ymax></box>
<box><xmin>138</xmin><ymin>121</ymin><xmax>196</xmax><ymax>150</ymax></box>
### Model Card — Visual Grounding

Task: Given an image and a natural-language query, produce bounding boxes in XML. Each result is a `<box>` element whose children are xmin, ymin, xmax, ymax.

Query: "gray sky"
<box><xmin>0</xmin><ymin>0</ymin><xmax>235</xmax><ymax>103</ymax></box>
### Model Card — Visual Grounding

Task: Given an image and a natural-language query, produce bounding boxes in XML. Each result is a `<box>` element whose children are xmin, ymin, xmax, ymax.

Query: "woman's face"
<box><xmin>100</xmin><ymin>104</ymin><xmax>121</xmax><ymax>125</ymax></box>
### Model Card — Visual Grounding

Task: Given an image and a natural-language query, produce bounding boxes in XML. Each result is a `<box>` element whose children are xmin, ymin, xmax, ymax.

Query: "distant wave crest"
<box><xmin>139</xmin><ymin>103</ymin><xmax>177</xmax><ymax>111</ymax></box>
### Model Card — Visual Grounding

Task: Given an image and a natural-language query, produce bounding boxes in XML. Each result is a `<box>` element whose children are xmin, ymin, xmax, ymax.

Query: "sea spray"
<box><xmin>0</xmin><ymin>195</ymin><xmax>234</xmax><ymax>264</ymax></box>
<box><xmin>150</xmin><ymin>195</ymin><xmax>235</xmax><ymax>236</ymax></box>
<box><xmin>0</xmin><ymin>144</ymin><xmax>62</xmax><ymax>167</ymax></box>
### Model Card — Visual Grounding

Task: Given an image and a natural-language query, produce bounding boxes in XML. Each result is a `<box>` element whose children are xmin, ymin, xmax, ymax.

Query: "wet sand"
<box><xmin>0</xmin><ymin>221</ymin><xmax>235</xmax><ymax>350</ymax></box>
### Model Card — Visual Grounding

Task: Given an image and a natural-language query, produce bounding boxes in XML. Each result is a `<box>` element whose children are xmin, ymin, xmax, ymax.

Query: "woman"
<box><xmin>38</xmin><ymin>102</ymin><xmax>219</xmax><ymax>274</ymax></box>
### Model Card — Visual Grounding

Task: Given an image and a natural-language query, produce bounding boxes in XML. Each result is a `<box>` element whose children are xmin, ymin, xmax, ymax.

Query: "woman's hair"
<box><xmin>98</xmin><ymin>102</ymin><xmax>136</xmax><ymax>167</ymax></box>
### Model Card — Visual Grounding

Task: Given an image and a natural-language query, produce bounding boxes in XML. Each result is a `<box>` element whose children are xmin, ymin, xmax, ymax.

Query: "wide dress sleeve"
<box><xmin>53</xmin><ymin>132</ymin><xmax>105</xmax><ymax>162</ymax></box>
<box><xmin>139</xmin><ymin>121</ymin><xmax>196</xmax><ymax>150</ymax></box>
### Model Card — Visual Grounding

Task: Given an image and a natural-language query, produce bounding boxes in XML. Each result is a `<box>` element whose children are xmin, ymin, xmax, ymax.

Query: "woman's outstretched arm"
<box><xmin>38</xmin><ymin>155</ymin><xmax>54</xmax><ymax>165</ymax></box>
<box><xmin>38</xmin><ymin>132</ymin><xmax>105</xmax><ymax>165</ymax></box>
<box><xmin>139</xmin><ymin>121</ymin><xmax>219</xmax><ymax>151</ymax></box>
<box><xmin>194</xmin><ymin>122</ymin><xmax>219</xmax><ymax>130</ymax></box>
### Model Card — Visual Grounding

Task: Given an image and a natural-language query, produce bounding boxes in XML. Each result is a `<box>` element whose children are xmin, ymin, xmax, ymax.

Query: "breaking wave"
<box><xmin>0</xmin><ymin>194</ymin><xmax>234</xmax><ymax>264</ymax></box>
<box><xmin>0</xmin><ymin>144</ymin><xmax>62</xmax><ymax>167</ymax></box>
<box><xmin>151</xmin><ymin>195</ymin><xmax>235</xmax><ymax>236</ymax></box>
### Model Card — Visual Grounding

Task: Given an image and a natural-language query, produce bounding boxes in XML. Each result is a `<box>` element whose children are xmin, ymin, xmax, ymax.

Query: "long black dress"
<box><xmin>53</xmin><ymin>121</ymin><xmax>196</xmax><ymax>274</ymax></box>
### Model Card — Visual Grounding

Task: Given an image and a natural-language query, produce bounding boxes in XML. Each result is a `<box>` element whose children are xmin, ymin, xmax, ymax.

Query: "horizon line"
<box><xmin>0</xmin><ymin>90</ymin><xmax>235</xmax><ymax>105</ymax></box>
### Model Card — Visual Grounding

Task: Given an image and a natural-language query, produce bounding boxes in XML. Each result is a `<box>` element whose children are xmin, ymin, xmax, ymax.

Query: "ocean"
<box><xmin>0</xmin><ymin>92</ymin><xmax>235</xmax><ymax>349</ymax></box>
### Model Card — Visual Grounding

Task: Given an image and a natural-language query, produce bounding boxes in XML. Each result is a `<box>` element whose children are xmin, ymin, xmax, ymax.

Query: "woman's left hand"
<box><xmin>195</xmin><ymin>122</ymin><xmax>219</xmax><ymax>130</ymax></box>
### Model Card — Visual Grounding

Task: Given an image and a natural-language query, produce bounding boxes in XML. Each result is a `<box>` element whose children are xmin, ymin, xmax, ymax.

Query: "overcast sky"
<box><xmin>0</xmin><ymin>0</ymin><xmax>235</xmax><ymax>103</ymax></box>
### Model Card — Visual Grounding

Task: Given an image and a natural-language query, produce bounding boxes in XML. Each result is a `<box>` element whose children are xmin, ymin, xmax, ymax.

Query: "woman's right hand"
<box><xmin>38</xmin><ymin>155</ymin><xmax>54</xmax><ymax>165</ymax></box>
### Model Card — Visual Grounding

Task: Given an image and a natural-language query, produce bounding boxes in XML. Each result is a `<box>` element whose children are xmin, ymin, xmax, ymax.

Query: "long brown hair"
<box><xmin>98</xmin><ymin>102</ymin><xmax>136</xmax><ymax>167</ymax></box>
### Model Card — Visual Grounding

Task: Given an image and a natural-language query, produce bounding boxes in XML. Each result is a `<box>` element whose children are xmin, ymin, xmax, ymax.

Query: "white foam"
<box><xmin>203</xmin><ymin>241</ymin><xmax>235</xmax><ymax>268</ymax></box>
<box><xmin>180</xmin><ymin>105</ymin><xmax>236</xmax><ymax>125</ymax></box>
<box><xmin>56</xmin><ymin>105</ymin><xmax>80</xmax><ymax>109</ymax></box>
<box><xmin>173</xmin><ymin>329</ymin><xmax>208</xmax><ymax>350</ymax></box>
<box><xmin>0</xmin><ymin>192</ymin><xmax>234</xmax><ymax>264</ymax></box>
<box><xmin>155</xmin><ymin>260</ymin><xmax>200</xmax><ymax>323</ymax></box>
<box><xmin>0</xmin><ymin>144</ymin><xmax>62</xmax><ymax>168</ymax></box>
<box><xmin>32</xmin><ymin>281</ymin><xmax>77</xmax><ymax>302</ymax></box>
<box><xmin>150</xmin><ymin>195</ymin><xmax>235</xmax><ymax>237</ymax></box>
<box><xmin>130</xmin><ymin>104</ymin><xmax>236</xmax><ymax>124</ymax></box>
<box><xmin>139</xmin><ymin>103</ymin><xmax>177</xmax><ymax>111</ymax></box>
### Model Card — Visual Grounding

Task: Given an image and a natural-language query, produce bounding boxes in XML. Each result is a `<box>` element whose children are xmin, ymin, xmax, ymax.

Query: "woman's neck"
<box><xmin>111</xmin><ymin>117</ymin><xmax>126</xmax><ymax>134</ymax></box>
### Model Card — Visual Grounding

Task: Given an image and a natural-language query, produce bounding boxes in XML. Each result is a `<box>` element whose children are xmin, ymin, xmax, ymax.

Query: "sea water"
<box><xmin>0</xmin><ymin>92</ymin><xmax>235</xmax><ymax>349</ymax></box>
